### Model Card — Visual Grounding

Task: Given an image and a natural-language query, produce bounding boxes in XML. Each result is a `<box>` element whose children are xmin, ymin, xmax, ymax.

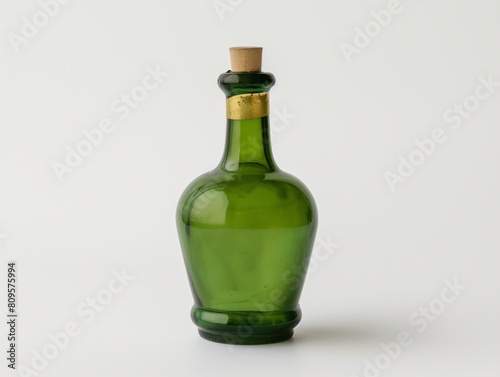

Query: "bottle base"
<box><xmin>191</xmin><ymin>306</ymin><xmax>301</xmax><ymax>345</ymax></box>
<box><xmin>198</xmin><ymin>328</ymin><xmax>294</xmax><ymax>345</ymax></box>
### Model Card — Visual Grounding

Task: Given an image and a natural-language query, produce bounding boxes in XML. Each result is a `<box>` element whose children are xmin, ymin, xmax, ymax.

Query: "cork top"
<box><xmin>229</xmin><ymin>47</ymin><xmax>263</xmax><ymax>72</ymax></box>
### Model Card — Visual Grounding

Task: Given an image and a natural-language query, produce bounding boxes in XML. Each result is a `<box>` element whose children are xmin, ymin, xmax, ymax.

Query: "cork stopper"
<box><xmin>229</xmin><ymin>46</ymin><xmax>263</xmax><ymax>72</ymax></box>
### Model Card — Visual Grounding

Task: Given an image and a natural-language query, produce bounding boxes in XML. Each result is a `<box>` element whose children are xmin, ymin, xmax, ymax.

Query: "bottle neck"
<box><xmin>217</xmin><ymin>71</ymin><xmax>277</xmax><ymax>173</ymax></box>
<box><xmin>219</xmin><ymin>116</ymin><xmax>277</xmax><ymax>173</ymax></box>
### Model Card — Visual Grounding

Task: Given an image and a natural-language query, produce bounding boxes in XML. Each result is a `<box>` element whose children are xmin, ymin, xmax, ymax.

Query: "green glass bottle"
<box><xmin>176</xmin><ymin>47</ymin><xmax>318</xmax><ymax>344</ymax></box>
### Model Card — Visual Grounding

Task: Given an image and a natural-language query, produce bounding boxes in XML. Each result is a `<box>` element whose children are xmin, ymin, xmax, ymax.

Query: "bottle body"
<box><xmin>177</xmin><ymin>167</ymin><xmax>317</xmax><ymax>344</ymax></box>
<box><xmin>176</xmin><ymin>68</ymin><xmax>318</xmax><ymax>344</ymax></box>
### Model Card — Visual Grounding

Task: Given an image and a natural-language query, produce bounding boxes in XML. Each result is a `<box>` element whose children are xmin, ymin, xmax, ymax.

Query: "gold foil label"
<box><xmin>226</xmin><ymin>92</ymin><xmax>269</xmax><ymax>120</ymax></box>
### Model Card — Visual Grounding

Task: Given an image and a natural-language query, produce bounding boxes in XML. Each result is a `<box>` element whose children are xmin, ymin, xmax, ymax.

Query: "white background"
<box><xmin>1</xmin><ymin>0</ymin><xmax>499</xmax><ymax>376</ymax></box>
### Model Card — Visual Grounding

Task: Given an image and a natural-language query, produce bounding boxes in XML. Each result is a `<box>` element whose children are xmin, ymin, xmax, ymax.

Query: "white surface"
<box><xmin>0</xmin><ymin>0</ymin><xmax>499</xmax><ymax>376</ymax></box>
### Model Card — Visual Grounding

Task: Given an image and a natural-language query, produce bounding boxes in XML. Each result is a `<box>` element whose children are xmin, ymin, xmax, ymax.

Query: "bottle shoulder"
<box><xmin>177</xmin><ymin>168</ymin><xmax>317</xmax><ymax>228</ymax></box>
<box><xmin>178</xmin><ymin>169</ymin><xmax>315</xmax><ymax>203</ymax></box>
